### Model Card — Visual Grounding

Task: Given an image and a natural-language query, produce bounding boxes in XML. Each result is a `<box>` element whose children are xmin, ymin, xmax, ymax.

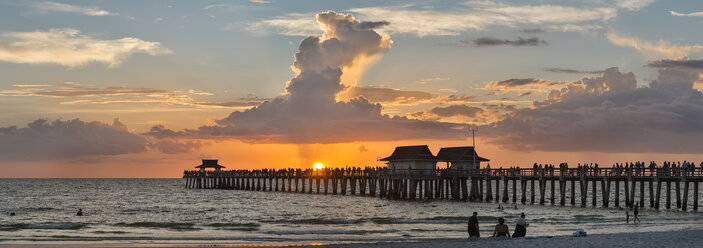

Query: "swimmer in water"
<box><xmin>76</xmin><ymin>208</ymin><xmax>83</xmax><ymax>216</ymax></box>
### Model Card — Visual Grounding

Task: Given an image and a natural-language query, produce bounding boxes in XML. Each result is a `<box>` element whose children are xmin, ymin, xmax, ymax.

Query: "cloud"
<box><xmin>33</xmin><ymin>1</ymin><xmax>117</xmax><ymax>16</ymax></box>
<box><xmin>520</xmin><ymin>28</ymin><xmax>543</xmax><ymax>33</ymax></box>
<box><xmin>416</xmin><ymin>77</ymin><xmax>450</xmax><ymax>84</ymax></box>
<box><xmin>518</xmin><ymin>91</ymin><xmax>535</xmax><ymax>97</ymax></box>
<box><xmin>646</xmin><ymin>59</ymin><xmax>703</xmax><ymax>70</ymax></box>
<box><xmin>645</xmin><ymin>58</ymin><xmax>703</xmax><ymax>90</ymax></box>
<box><xmin>464</xmin><ymin>37</ymin><xmax>547</xmax><ymax>47</ymax></box>
<box><xmin>544</xmin><ymin>68</ymin><xmax>604</xmax><ymax>74</ymax></box>
<box><xmin>252</xmin><ymin>2</ymin><xmax>616</xmax><ymax>37</ymax></box>
<box><xmin>484</xmin><ymin>66</ymin><xmax>703</xmax><ymax>154</ymax></box>
<box><xmin>344</xmin><ymin>86</ymin><xmax>434</xmax><ymax>104</ymax></box>
<box><xmin>0</xmin><ymin>118</ymin><xmax>146</xmax><ymax>160</ymax></box>
<box><xmin>486</xmin><ymin>78</ymin><xmax>575</xmax><ymax>93</ymax></box>
<box><xmin>149</xmin><ymin>140</ymin><xmax>202</xmax><ymax>154</ymax></box>
<box><xmin>149</xmin><ymin>11</ymin><xmax>466</xmax><ymax>144</ymax></box>
<box><xmin>358</xmin><ymin>145</ymin><xmax>368</xmax><ymax>153</ymax></box>
<box><xmin>616</xmin><ymin>0</ymin><xmax>655</xmax><ymax>11</ymax></box>
<box><xmin>350</xmin><ymin>2</ymin><xmax>616</xmax><ymax>37</ymax></box>
<box><xmin>250</xmin><ymin>0</ymin><xmax>271</xmax><ymax>3</ymax></box>
<box><xmin>670</xmin><ymin>11</ymin><xmax>703</xmax><ymax>17</ymax></box>
<box><xmin>247</xmin><ymin>13</ymin><xmax>322</xmax><ymax>36</ymax></box>
<box><xmin>607</xmin><ymin>32</ymin><xmax>703</xmax><ymax>59</ymax></box>
<box><xmin>0</xmin><ymin>82</ymin><xmax>265</xmax><ymax>108</ymax></box>
<box><xmin>428</xmin><ymin>104</ymin><xmax>484</xmax><ymax>118</ymax></box>
<box><xmin>0</xmin><ymin>29</ymin><xmax>171</xmax><ymax>67</ymax></box>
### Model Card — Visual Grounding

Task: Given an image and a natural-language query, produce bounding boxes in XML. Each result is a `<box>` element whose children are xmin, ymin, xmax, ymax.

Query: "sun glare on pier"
<box><xmin>313</xmin><ymin>163</ymin><xmax>324</xmax><ymax>171</ymax></box>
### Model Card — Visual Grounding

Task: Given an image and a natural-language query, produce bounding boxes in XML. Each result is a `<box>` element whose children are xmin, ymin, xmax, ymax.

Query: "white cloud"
<box><xmin>0</xmin><ymin>82</ymin><xmax>262</xmax><ymax>108</ymax></box>
<box><xmin>0</xmin><ymin>29</ymin><xmax>171</xmax><ymax>67</ymax></box>
<box><xmin>251</xmin><ymin>2</ymin><xmax>617</xmax><ymax>37</ymax></box>
<box><xmin>670</xmin><ymin>10</ymin><xmax>703</xmax><ymax>17</ymax></box>
<box><xmin>616</xmin><ymin>0</ymin><xmax>656</xmax><ymax>11</ymax></box>
<box><xmin>250</xmin><ymin>0</ymin><xmax>271</xmax><ymax>3</ymax></box>
<box><xmin>33</xmin><ymin>1</ymin><xmax>117</xmax><ymax>16</ymax></box>
<box><xmin>607</xmin><ymin>32</ymin><xmax>703</xmax><ymax>59</ymax></box>
<box><xmin>247</xmin><ymin>13</ymin><xmax>322</xmax><ymax>36</ymax></box>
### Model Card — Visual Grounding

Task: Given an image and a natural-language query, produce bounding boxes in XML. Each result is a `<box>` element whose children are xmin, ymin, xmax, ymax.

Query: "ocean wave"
<box><xmin>0</xmin><ymin>223</ymin><xmax>87</xmax><ymax>230</ymax></box>
<box><xmin>263</xmin><ymin>218</ymin><xmax>364</xmax><ymax>225</ymax></box>
<box><xmin>204</xmin><ymin>222</ymin><xmax>260</xmax><ymax>231</ymax></box>
<box><xmin>115</xmin><ymin>222</ymin><xmax>199</xmax><ymax>230</ymax></box>
<box><xmin>267</xmin><ymin>229</ymin><xmax>396</xmax><ymax>235</ymax></box>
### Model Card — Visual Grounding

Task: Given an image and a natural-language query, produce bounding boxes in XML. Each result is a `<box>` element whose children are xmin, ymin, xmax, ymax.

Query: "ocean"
<box><xmin>1</xmin><ymin>178</ymin><xmax>702</xmax><ymax>245</ymax></box>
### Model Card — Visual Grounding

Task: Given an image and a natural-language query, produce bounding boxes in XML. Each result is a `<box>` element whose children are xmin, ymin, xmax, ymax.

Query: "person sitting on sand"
<box><xmin>468</xmin><ymin>212</ymin><xmax>480</xmax><ymax>237</ymax></box>
<box><xmin>512</xmin><ymin>213</ymin><xmax>529</xmax><ymax>237</ymax></box>
<box><xmin>493</xmin><ymin>217</ymin><xmax>511</xmax><ymax>238</ymax></box>
<box><xmin>76</xmin><ymin>208</ymin><xmax>83</xmax><ymax>216</ymax></box>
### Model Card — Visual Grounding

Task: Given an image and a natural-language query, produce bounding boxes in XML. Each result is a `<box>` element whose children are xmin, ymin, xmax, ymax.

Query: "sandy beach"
<box><xmin>293</xmin><ymin>229</ymin><xmax>703</xmax><ymax>248</ymax></box>
<box><xmin>2</xmin><ymin>229</ymin><xmax>701</xmax><ymax>248</ymax></box>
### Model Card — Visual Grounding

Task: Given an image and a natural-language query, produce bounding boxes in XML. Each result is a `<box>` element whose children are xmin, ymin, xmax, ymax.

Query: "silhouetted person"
<box><xmin>513</xmin><ymin>213</ymin><xmax>529</xmax><ymax>237</ymax></box>
<box><xmin>468</xmin><ymin>212</ymin><xmax>480</xmax><ymax>237</ymax></box>
<box><xmin>9</xmin><ymin>212</ymin><xmax>15</xmax><ymax>216</ymax></box>
<box><xmin>76</xmin><ymin>208</ymin><xmax>83</xmax><ymax>216</ymax></box>
<box><xmin>493</xmin><ymin>217</ymin><xmax>510</xmax><ymax>237</ymax></box>
<box><xmin>626</xmin><ymin>211</ymin><xmax>629</xmax><ymax>224</ymax></box>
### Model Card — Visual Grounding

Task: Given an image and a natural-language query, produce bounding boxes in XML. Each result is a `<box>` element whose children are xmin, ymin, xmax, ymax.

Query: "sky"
<box><xmin>2</xmin><ymin>0</ymin><xmax>703</xmax><ymax>178</ymax></box>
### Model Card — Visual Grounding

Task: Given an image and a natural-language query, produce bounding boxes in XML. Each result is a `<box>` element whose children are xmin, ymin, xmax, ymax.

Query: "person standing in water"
<box><xmin>513</xmin><ymin>213</ymin><xmax>529</xmax><ymax>237</ymax></box>
<box><xmin>468</xmin><ymin>212</ymin><xmax>480</xmax><ymax>238</ymax></box>
<box><xmin>493</xmin><ymin>217</ymin><xmax>511</xmax><ymax>237</ymax></box>
<box><xmin>633</xmin><ymin>203</ymin><xmax>640</xmax><ymax>224</ymax></box>
<box><xmin>76</xmin><ymin>208</ymin><xmax>83</xmax><ymax>216</ymax></box>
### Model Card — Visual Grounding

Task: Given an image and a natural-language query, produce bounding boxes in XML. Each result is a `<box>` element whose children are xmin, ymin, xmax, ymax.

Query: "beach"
<box><xmin>1</xmin><ymin>229</ymin><xmax>701</xmax><ymax>248</ymax></box>
<box><xmin>295</xmin><ymin>229</ymin><xmax>703</xmax><ymax>248</ymax></box>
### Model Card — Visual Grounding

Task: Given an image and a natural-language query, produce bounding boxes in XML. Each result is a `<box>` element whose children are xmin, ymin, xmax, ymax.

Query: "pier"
<box><xmin>184</xmin><ymin>166</ymin><xmax>703</xmax><ymax>211</ymax></box>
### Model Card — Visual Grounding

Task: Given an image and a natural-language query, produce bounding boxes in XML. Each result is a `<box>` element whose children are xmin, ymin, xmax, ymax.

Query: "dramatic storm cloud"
<box><xmin>0</xmin><ymin>119</ymin><xmax>147</xmax><ymax>160</ymax></box>
<box><xmin>148</xmin><ymin>11</ymin><xmax>465</xmax><ymax>143</ymax></box>
<box><xmin>484</xmin><ymin>67</ymin><xmax>703</xmax><ymax>154</ymax></box>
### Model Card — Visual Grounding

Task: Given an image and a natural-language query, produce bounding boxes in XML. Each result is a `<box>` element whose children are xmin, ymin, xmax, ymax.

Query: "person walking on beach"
<box><xmin>512</xmin><ymin>213</ymin><xmax>529</xmax><ymax>237</ymax></box>
<box><xmin>468</xmin><ymin>212</ymin><xmax>480</xmax><ymax>237</ymax></box>
<box><xmin>493</xmin><ymin>217</ymin><xmax>511</xmax><ymax>238</ymax></box>
<box><xmin>633</xmin><ymin>202</ymin><xmax>640</xmax><ymax>224</ymax></box>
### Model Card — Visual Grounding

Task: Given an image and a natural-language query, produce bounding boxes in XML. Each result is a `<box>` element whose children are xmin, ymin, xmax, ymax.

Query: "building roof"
<box><xmin>436</xmin><ymin>146</ymin><xmax>489</xmax><ymax>162</ymax></box>
<box><xmin>195</xmin><ymin>159</ymin><xmax>226</xmax><ymax>169</ymax></box>
<box><xmin>379</xmin><ymin>145</ymin><xmax>435</xmax><ymax>161</ymax></box>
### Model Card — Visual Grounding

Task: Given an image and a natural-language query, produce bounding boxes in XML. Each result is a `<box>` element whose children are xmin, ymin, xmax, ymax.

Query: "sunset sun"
<box><xmin>313</xmin><ymin>163</ymin><xmax>324</xmax><ymax>170</ymax></box>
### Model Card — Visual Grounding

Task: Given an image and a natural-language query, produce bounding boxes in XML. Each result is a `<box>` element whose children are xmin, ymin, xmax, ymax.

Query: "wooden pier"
<box><xmin>183</xmin><ymin>167</ymin><xmax>703</xmax><ymax>211</ymax></box>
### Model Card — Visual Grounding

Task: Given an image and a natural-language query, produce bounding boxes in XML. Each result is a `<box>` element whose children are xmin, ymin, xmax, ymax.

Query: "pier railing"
<box><xmin>184</xmin><ymin>167</ymin><xmax>703</xmax><ymax>178</ymax></box>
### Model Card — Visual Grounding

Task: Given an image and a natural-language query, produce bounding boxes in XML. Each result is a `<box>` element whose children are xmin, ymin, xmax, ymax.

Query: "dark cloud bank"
<box><xmin>483</xmin><ymin>64</ymin><xmax>703</xmax><ymax>154</ymax></box>
<box><xmin>0</xmin><ymin>119</ymin><xmax>146</xmax><ymax>160</ymax></box>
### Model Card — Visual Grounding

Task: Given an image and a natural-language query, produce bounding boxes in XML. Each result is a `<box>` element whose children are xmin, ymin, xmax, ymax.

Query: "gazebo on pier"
<box><xmin>195</xmin><ymin>159</ymin><xmax>225</xmax><ymax>173</ymax></box>
<box><xmin>436</xmin><ymin>146</ymin><xmax>489</xmax><ymax>171</ymax></box>
<box><xmin>380</xmin><ymin>145</ymin><xmax>437</xmax><ymax>175</ymax></box>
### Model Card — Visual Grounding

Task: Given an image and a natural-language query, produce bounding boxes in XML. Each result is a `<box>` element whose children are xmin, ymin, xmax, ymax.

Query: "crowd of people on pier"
<box><xmin>185</xmin><ymin>160</ymin><xmax>702</xmax><ymax>179</ymax></box>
